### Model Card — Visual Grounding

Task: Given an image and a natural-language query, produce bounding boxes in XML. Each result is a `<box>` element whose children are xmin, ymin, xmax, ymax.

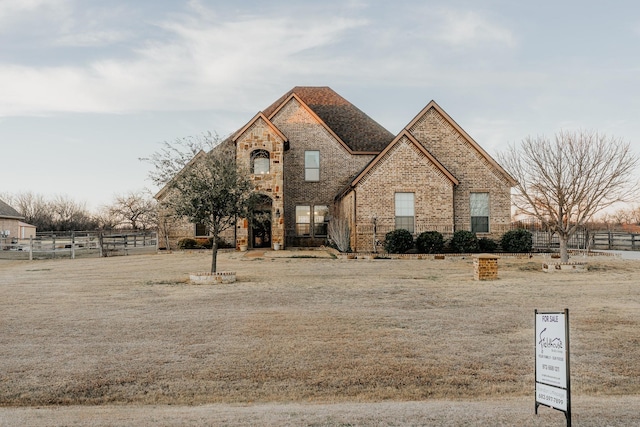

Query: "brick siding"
<box><xmin>271</xmin><ymin>97</ymin><xmax>374</xmax><ymax>246</ymax></box>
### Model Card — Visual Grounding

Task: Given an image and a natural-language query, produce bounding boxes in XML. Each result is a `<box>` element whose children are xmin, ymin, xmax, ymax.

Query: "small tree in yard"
<box><xmin>500</xmin><ymin>130</ymin><xmax>639</xmax><ymax>262</ymax></box>
<box><xmin>145</xmin><ymin>133</ymin><xmax>259</xmax><ymax>273</ymax></box>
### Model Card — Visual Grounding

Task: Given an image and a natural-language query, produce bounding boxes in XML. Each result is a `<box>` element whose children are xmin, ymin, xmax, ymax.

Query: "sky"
<box><xmin>1</xmin><ymin>0</ymin><xmax>639</xmax><ymax>211</ymax></box>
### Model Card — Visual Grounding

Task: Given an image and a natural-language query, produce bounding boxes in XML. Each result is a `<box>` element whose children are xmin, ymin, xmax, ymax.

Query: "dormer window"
<box><xmin>251</xmin><ymin>149</ymin><xmax>270</xmax><ymax>174</ymax></box>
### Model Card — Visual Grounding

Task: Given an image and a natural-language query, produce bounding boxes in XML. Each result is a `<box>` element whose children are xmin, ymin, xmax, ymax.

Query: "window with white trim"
<box><xmin>305</xmin><ymin>151</ymin><xmax>320</xmax><ymax>181</ymax></box>
<box><xmin>395</xmin><ymin>192</ymin><xmax>415</xmax><ymax>233</ymax></box>
<box><xmin>470</xmin><ymin>192</ymin><xmax>490</xmax><ymax>233</ymax></box>
<box><xmin>295</xmin><ymin>205</ymin><xmax>329</xmax><ymax>237</ymax></box>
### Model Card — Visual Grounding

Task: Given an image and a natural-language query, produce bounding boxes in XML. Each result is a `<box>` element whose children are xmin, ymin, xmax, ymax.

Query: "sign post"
<box><xmin>535</xmin><ymin>309</ymin><xmax>571</xmax><ymax>426</ymax></box>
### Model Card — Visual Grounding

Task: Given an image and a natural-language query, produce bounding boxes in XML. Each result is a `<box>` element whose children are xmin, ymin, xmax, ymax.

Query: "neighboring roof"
<box><xmin>336</xmin><ymin>130</ymin><xmax>459</xmax><ymax>200</ymax></box>
<box><xmin>263</xmin><ymin>86</ymin><xmax>394</xmax><ymax>153</ymax></box>
<box><xmin>405</xmin><ymin>100</ymin><xmax>517</xmax><ymax>187</ymax></box>
<box><xmin>0</xmin><ymin>199</ymin><xmax>24</xmax><ymax>219</ymax></box>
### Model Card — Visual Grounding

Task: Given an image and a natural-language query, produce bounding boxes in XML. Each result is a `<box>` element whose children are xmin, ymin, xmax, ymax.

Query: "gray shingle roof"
<box><xmin>0</xmin><ymin>199</ymin><xmax>24</xmax><ymax>219</ymax></box>
<box><xmin>263</xmin><ymin>86</ymin><xmax>394</xmax><ymax>152</ymax></box>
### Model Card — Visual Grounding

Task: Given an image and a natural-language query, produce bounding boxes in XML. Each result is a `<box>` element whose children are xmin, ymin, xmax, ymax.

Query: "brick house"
<box><xmin>158</xmin><ymin>86</ymin><xmax>515</xmax><ymax>251</ymax></box>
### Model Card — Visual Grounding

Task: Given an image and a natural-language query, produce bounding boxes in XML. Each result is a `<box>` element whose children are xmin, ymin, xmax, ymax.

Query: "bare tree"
<box><xmin>499</xmin><ymin>130</ymin><xmax>638</xmax><ymax>262</ymax></box>
<box><xmin>49</xmin><ymin>195</ymin><xmax>98</xmax><ymax>231</ymax></box>
<box><xmin>146</xmin><ymin>133</ymin><xmax>259</xmax><ymax>273</ymax></box>
<box><xmin>3</xmin><ymin>192</ymin><xmax>53</xmax><ymax>230</ymax></box>
<box><xmin>107</xmin><ymin>191</ymin><xmax>157</xmax><ymax>230</ymax></box>
<box><xmin>328</xmin><ymin>206</ymin><xmax>351</xmax><ymax>253</ymax></box>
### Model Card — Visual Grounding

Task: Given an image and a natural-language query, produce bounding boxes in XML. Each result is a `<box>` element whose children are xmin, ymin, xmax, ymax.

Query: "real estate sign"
<box><xmin>535</xmin><ymin>309</ymin><xmax>571</xmax><ymax>424</ymax></box>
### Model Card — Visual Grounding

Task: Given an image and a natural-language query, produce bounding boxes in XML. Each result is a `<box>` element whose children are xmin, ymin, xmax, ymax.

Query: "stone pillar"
<box><xmin>474</xmin><ymin>254</ymin><xmax>499</xmax><ymax>280</ymax></box>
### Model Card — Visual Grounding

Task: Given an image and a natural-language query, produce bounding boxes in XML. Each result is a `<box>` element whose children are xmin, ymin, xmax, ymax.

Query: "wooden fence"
<box><xmin>0</xmin><ymin>231</ymin><xmax>157</xmax><ymax>260</ymax></box>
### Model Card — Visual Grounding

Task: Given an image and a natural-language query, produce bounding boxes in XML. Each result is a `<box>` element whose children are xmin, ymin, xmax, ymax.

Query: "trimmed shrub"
<box><xmin>416</xmin><ymin>231</ymin><xmax>445</xmax><ymax>254</ymax></box>
<box><xmin>195</xmin><ymin>238</ymin><xmax>212</xmax><ymax>249</ymax></box>
<box><xmin>449</xmin><ymin>230</ymin><xmax>479</xmax><ymax>253</ymax></box>
<box><xmin>500</xmin><ymin>229</ymin><xmax>533</xmax><ymax>253</ymax></box>
<box><xmin>196</xmin><ymin>237</ymin><xmax>234</xmax><ymax>249</ymax></box>
<box><xmin>384</xmin><ymin>229</ymin><xmax>414</xmax><ymax>254</ymax></box>
<box><xmin>478</xmin><ymin>237</ymin><xmax>498</xmax><ymax>253</ymax></box>
<box><xmin>177</xmin><ymin>238</ymin><xmax>198</xmax><ymax>249</ymax></box>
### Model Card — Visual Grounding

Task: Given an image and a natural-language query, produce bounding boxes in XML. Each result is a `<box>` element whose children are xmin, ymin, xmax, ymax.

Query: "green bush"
<box><xmin>449</xmin><ymin>230</ymin><xmax>479</xmax><ymax>253</ymax></box>
<box><xmin>500</xmin><ymin>229</ymin><xmax>533</xmax><ymax>253</ymax></box>
<box><xmin>415</xmin><ymin>231</ymin><xmax>445</xmax><ymax>254</ymax></box>
<box><xmin>177</xmin><ymin>238</ymin><xmax>198</xmax><ymax>249</ymax></box>
<box><xmin>384</xmin><ymin>229</ymin><xmax>414</xmax><ymax>254</ymax></box>
<box><xmin>478</xmin><ymin>237</ymin><xmax>498</xmax><ymax>253</ymax></box>
<box><xmin>195</xmin><ymin>237</ymin><xmax>234</xmax><ymax>249</ymax></box>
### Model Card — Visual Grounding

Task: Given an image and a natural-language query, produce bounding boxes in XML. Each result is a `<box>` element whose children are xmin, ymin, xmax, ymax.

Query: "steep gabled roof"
<box><xmin>263</xmin><ymin>86</ymin><xmax>394</xmax><ymax>153</ymax></box>
<box><xmin>406</xmin><ymin>101</ymin><xmax>517</xmax><ymax>187</ymax></box>
<box><xmin>232</xmin><ymin>112</ymin><xmax>288</xmax><ymax>144</ymax></box>
<box><xmin>0</xmin><ymin>199</ymin><xmax>24</xmax><ymax>219</ymax></box>
<box><xmin>336</xmin><ymin>130</ymin><xmax>459</xmax><ymax>200</ymax></box>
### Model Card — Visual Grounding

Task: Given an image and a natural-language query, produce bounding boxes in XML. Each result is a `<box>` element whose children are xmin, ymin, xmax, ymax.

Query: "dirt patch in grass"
<box><xmin>1</xmin><ymin>252</ymin><xmax>639</xmax><ymax>424</ymax></box>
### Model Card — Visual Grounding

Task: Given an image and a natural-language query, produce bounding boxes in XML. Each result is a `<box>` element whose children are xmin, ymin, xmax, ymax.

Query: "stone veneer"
<box><xmin>235</xmin><ymin>116</ymin><xmax>286</xmax><ymax>249</ymax></box>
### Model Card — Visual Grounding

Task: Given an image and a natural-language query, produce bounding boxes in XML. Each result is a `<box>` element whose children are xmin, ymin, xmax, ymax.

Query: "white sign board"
<box><xmin>535</xmin><ymin>310</ymin><xmax>570</xmax><ymax>419</ymax></box>
<box><xmin>535</xmin><ymin>312</ymin><xmax>567</xmax><ymax>388</ymax></box>
<box><xmin>536</xmin><ymin>382</ymin><xmax>568</xmax><ymax>411</ymax></box>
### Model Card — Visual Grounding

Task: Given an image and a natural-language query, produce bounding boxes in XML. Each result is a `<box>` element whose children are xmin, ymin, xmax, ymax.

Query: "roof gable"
<box><xmin>0</xmin><ymin>199</ymin><xmax>24</xmax><ymax>219</ymax></box>
<box><xmin>336</xmin><ymin>130</ymin><xmax>459</xmax><ymax>200</ymax></box>
<box><xmin>352</xmin><ymin>130</ymin><xmax>459</xmax><ymax>188</ymax></box>
<box><xmin>232</xmin><ymin>112</ymin><xmax>288</xmax><ymax>144</ymax></box>
<box><xmin>264</xmin><ymin>86</ymin><xmax>394</xmax><ymax>153</ymax></box>
<box><xmin>406</xmin><ymin>101</ymin><xmax>517</xmax><ymax>186</ymax></box>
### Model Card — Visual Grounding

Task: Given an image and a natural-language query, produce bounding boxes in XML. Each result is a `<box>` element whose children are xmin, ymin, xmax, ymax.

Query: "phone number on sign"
<box><xmin>538</xmin><ymin>393</ymin><xmax>564</xmax><ymax>406</ymax></box>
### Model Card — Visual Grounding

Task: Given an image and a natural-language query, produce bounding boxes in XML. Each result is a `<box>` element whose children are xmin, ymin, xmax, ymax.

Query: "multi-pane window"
<box><xmin>313</xmin><ymin>205</ymin><xmax>329</xmax><ymax>236</ymax></box>
<box><xmin>395</xmin><ymin>192</ymin><xmax>415</xmax><ymax>233</ymax></box>
<box><xmin>305</xmin><ymin>151</ymin><xmax>320</xmax><ymax>181</ymax></box>
<box><xmin>195</xmin><ymin>222</ymin><xmax>208</xmax><ymax>236</ymax></box>
<box><xmin>296</xmin><ymin>205</ymin><xmax>311</xmax><ymax>236</ymax></box>
<box><xmin>296</xmin><ymin>205</ymin><xmax>329</xmax><ymax>237</ymax></box>
<box><xmin>251</xmin><ymin>149</ymin><xmax>270</xmax><ymax>175</ymax></box>
<box><xmin>470</xmin><ymin>192</ymin><xmax>490</xmax><ymax>233</ymax></box>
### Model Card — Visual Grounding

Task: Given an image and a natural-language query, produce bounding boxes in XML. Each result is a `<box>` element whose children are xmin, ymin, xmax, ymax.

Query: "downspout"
<box><xmin>353</xmin><ymin>188</ymin><xmax>357</xmax><ymax>253</ymax></box>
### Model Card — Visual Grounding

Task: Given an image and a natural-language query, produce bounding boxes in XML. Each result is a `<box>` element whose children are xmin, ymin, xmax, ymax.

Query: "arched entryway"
<box><xmin>250</xmin><ymin>194</ymin><xmax>273</xmax><ymax>249</ymax></box>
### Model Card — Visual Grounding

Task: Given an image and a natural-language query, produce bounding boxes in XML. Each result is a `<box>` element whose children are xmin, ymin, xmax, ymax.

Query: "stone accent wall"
<box><xmin>409</xmin><ymin>108</ymin><xmax>512</xmax><ymax>238</ymax></box>
<box><xmin>349</xmin><ymin>136</ymin><xmax>455</xmax><ymax>251</ymax></box>
<box><xmin>271</xmin><ymin>98</ymin><xmax>375</xmax><ymax>246</ymax></box>
<box><xmin>235</xmin><ymin>117</ymin><xmax>286</xmax><ymax>249</ymax></box>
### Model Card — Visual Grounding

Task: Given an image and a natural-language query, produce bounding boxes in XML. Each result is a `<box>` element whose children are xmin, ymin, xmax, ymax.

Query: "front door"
<box><xmin>252</xmin><ymin>211</ymin><xmax>272</xmax><ymax>248</ymax></box>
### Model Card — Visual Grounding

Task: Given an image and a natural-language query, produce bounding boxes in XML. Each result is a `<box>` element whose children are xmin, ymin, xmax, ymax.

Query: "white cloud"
<box><xmin>0</xmin><ymin>0</ymin><xmax>71</xmax><ymax>32</ymax></box>
<box><xmin>0</xmin><ymin>3</ymin><xmax>366</xmax><ymax>116</ymax></box>
<box><xmin>54</xmin><ymin>29</ymin><xmax>132</xmax><ymax>47</ymax></box>
<box><xmin>431</xmin><ymin>9</ymin><xmax>516</xmax><ymax>48</ymax></box>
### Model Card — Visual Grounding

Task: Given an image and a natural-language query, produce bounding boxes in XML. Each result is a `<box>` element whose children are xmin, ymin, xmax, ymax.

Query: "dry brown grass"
<box><xmin>1</xmin><ymin>250</ymin><xmax>639</xmax><ymax>423</ymax></box>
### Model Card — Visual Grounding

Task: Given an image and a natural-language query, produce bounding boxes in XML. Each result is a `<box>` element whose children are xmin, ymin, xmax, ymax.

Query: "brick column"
<box><xmin>474</xmin><ymin>254</ymin><xmax>499</xmax><ymax>280</ymax></box>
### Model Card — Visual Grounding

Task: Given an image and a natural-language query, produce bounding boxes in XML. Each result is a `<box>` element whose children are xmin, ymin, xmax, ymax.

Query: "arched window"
<box><xmin>251</xmin><ymin>150</ymin><xmax>270</xmax><ymax>174</ymax></box>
